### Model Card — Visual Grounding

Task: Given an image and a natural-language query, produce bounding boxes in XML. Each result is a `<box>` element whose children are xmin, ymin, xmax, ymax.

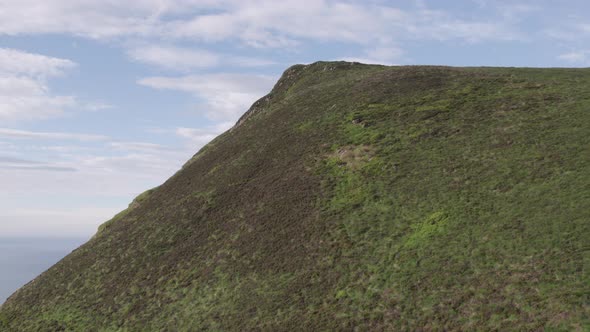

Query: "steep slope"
<box><xmin>1</xmin><ymin>62</ymin><xmax>589</xmax><ymax>331</ymax></box>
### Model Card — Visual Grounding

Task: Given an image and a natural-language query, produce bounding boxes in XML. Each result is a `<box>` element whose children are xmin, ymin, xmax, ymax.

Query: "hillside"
<box><xmin>1</xmin><ymin>62</ymin><xmax>588</xmax><ymax>331</ymax></box>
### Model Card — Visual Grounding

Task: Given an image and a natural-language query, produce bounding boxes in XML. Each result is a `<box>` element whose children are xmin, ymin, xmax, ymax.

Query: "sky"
<box><xmin>0</xmin><ymin>0</ymin><xmax>589</xmax><ymax>238</ymax></box>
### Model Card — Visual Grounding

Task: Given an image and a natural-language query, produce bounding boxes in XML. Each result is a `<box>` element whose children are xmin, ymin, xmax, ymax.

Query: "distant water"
<box><xmin>0</xmin><ymin>237</ymin><xmax>86</xmax><ymax>304</ymax></box>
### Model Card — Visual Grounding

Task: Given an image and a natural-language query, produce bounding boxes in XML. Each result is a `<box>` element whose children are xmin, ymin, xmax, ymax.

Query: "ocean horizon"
<box><xmin>0</xmin><ymin>237</ymin><xmax>87</xmax><ymax>304</ymax></box>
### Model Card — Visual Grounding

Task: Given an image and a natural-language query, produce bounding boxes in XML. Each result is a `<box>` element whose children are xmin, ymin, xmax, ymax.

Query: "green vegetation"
<box><xmin>95</xmin><ymin>187</ymin><xmax>158</xmax><ymax>236</ymax></box>
<box><xmin>1</xmin><ymin>62</ymin><xmax>589</xmax><ymax>331</ymax></box>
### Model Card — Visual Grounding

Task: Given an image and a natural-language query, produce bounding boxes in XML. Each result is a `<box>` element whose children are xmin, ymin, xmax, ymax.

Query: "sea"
<box><xmin>0</xmin><ymin>237</ymin><xmax>86</xmax><ymax>304</ymax></box>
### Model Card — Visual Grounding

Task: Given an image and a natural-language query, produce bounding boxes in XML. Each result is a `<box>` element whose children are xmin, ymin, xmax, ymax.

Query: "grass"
<box><xmin>1</xmin><ymin>62</ymin><xmax>588</xmax><ymax>331</ymax></box>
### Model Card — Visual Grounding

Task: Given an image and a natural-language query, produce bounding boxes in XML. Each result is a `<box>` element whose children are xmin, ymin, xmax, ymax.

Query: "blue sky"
<box><xmin>0</xmin><ymin>0</ymin><xmax>589</xmax><ymax>238</ymax></box>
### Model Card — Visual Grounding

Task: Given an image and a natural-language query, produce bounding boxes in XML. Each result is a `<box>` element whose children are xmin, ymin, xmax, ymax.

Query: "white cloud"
<box><xmin>176</xmin><ymin>121</ymin><xmax>234</xmax><ymax>147</ymax></box>
<box><xmin>557</xmin><ymin>50</ymin><xmax>590</xmax><ymax>65</ymax></box>
<box><xmin>0</xmin><ymin>1</ymin><xmax>156</xmax><ymax>39</ymax></box>
<box><xmin>0</xmin><ymin>76</ymin><xmax>76</xmax><ymax>122</ymax></box>
<box><xmin>0</xmin><ymin>128</ymin><xmax>108</xmax><ymax>141</ymax></box>
<box><xmin>496</xmin><ymin>4</ymin><xmax>540</xmax><ymax>21</ymax></box>
<box><xmin>0</xmin><ymin>0</ymin><xmax>230</xmax><ymax>39</ymax></box>
<box><xmin>0</xmin><ymin>206</ymin><xmax>123</xmax><ymax>237</ymax></box>
<box><xmin>0</xmin><ymin>153</ymin><xmax>76</xmax><ymax>172</ymax></box>
<box><xmin>159</xmin><ymin>2</ymin><xmax>518</xmax><ymax>46</ymax></box>
<box><xmin>109</xmin><ymin>141</ymin><xmax>170</xmax><ymax>152</ymax></box>
<box><xmin>545</xmin><ymin>21</ymin><xmax>590</xmax><ymax>42</ymax></box>
<box><xmin>0</xmin><ymin>129</ymin><xmax>191</xmax><ymax>193</ymax></box>
<box><xmin>127</xmin><ymin>45</ymin><xmax>220</xmax><ymax>71</ymax></box>
<box><xmin>227</xmin><ymin>55</ymin><xmax>277</xmax><ymax>67</ymax></box>
<box><xmin>578</xmin><ymin>23</ymin><xmax>590</xmax><ymax>34</ymax></box>
<box><xmin>365</xmin><ymin>46</ymin><xmax>404</xmax><ymax>63</ymax></box>
<box><xmin>403</xmin><ymin>8</ymin><xmax>522</xmax><ymax>42</ymax></box>
<box><xmin>0</xmin><ymin>156</ymin><xmax>43</xmax><ymax>165</ymax></box>
<box><xmin>80</xmin><ymin>153</ymin><xmax>179</xmax><ymax>173</ymax></box>
<box><xmin>0</xmin><ymin>1</ymin><xmax>522</xmax><ymax>47</ymax></box>
<box><xmin>138</xmin><ymin>73</ymin><xmax>276</xmax><ymax>121</ymax></box>
<box><xmin>163</xmin><ymin>1</ymin><xmax>390</xmax><ymax>46</ymax></box>
<box><xmin>342</xmin><ymin>45</ymin><xmax>404</xmax><ymax>65</ymax></box>
<box><xmin>0</xmin><ymin>48</ymin><xmax>77</xmax><ymax>78</ymax></box>
<box><xmin>0</xmin><ymin>48</ymin><xmax>77</xmax><ymax>123</ymax></box>
<box><xmin>83</xmin><ymin>102</ymin><xmax>114</xmax><ymax>111</ymax></box>
<box><xmin>127</xmin><ymin>45</ymin><xmax>276</xmax><ymax>71</ymax></box>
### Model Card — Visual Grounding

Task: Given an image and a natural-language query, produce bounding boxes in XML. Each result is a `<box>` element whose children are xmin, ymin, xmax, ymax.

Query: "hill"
<box><xmin>1</xmin><ymin>62</ymin><xmax>588</xmax><ymax>331</ymax></box>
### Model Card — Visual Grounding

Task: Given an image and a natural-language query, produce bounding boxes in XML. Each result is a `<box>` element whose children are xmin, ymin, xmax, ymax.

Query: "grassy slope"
<box><xmin>1</xmin><ymin>62</ymin><xmax>588</xmax><ymax>331</ymax></box>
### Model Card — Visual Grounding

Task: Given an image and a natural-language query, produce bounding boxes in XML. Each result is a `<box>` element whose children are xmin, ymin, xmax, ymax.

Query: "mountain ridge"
<box><xmin>1</xmin><ymin>62</ymin><xmax>588</xmax><ymax>331</ymax></box>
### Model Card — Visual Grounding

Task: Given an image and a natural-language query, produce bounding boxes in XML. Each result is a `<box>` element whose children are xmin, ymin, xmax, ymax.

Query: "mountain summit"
<box><xmin>1</xmin><ymin>62</ymin><xmax>588</xmax><ymax>331</ymax></box>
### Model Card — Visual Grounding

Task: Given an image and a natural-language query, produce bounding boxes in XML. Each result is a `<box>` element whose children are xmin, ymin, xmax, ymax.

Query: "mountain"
<box><xmin>1</xmin><ymin>62</ymin><xmax>588</xmax><ymax>331</ymax></box>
